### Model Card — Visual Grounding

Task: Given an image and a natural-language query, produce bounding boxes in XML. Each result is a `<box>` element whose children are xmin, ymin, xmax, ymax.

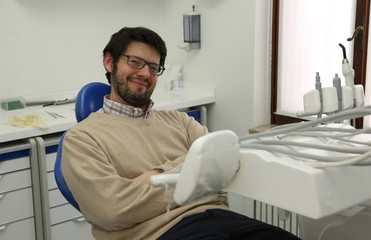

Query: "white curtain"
<box><xmin>277</xmin><ymin>0</ymin><xmax>356</xmax><ymax>118</ymax></box>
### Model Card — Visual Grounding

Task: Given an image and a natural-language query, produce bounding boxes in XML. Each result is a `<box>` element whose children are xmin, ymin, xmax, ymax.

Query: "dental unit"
<box><xmin>151</xmin><ymin>44</ymin><xmax>371</xmax><ymax>239</ymax></box>
<box><xmin>151</xmin><ymin>106</ymin><xmax>371</xmax><ymax>239</ymax></box>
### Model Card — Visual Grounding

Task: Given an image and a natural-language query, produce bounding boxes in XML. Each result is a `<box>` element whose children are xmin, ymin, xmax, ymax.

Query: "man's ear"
<box><xmin>103</xmin><ymin>52</ymin><xmax>114</xmax><ymax>73</ymax></box>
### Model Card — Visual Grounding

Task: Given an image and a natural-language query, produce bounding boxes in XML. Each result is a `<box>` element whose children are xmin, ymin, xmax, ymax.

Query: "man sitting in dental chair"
<box><xmin>62</xmin><ymin>26</ymin><xmax>300</xmax><ymax>240</ymax></box>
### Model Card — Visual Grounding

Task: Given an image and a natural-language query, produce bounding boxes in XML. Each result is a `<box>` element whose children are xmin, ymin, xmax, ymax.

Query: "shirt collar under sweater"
<box><xmin>97</xmin><ymin>95</ymin><xmax>154</xmax><ymax>119</ymax></box>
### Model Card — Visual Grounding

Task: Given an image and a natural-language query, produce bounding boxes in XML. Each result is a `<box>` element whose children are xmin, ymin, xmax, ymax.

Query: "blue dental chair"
<box><xmin>54</xmin><ymin>82</ymin><xmax>111</xmax><ymax>212</ymax></box>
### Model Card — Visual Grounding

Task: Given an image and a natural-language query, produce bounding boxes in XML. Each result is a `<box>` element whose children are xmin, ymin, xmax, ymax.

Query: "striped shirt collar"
<box><xmin>97</xmin><ymin>95</ymin><xmax>153</xmax><ymax>119</ymax></box>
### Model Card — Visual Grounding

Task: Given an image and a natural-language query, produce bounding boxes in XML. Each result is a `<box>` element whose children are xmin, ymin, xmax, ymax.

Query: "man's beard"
<box><xmin>111</xmin><ymin>67</ymin><xmax>154</xmax><ymax>108</ymax></box>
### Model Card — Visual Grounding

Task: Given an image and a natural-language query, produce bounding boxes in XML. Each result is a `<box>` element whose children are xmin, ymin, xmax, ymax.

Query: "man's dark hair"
<box><xmin>103</xmin><ymin>27</ymin><xmax>167</xmax><ymax>84</ymax></box>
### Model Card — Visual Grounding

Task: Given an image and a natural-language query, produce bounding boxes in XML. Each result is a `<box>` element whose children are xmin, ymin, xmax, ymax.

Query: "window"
<box><xmin>271</xmin><ymin>0</ymin><xmax>370</xmax><ymax>127</ymax></box>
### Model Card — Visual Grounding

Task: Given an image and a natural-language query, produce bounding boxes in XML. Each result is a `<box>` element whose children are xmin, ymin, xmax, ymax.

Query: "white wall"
<box><xmin>0</xmin><ymin>0</ymin><xmax>167</xmax><ymax>96</ymax></box>
<box><xmin>253</xmin><ymin>0</ymin><xmax>271</xmax><ymax>128</ymax></box>
<box><xmin>0</xmin><ymin>0</ymin><xmax>270</xmax><ymax>136</ymax></box>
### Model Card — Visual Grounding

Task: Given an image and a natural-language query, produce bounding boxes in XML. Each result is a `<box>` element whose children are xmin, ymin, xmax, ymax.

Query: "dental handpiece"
<box><xmin>339</xmin><ymin>43</ymin><xmax>355</xmax><ymax>101</ymax></box>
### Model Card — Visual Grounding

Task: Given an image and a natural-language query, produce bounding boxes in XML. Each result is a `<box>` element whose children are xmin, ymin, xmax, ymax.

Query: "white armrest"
<box><xmin>173</xmin><ymin>130</ymin><xmax>240</xmax><ymax>205</ymax></box>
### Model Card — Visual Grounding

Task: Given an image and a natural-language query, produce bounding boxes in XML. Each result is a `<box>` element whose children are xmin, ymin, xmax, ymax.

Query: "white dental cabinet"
<box><xmin>0</xmin><ymin>82</ymin><xmax>215</xmax><ymax>240</ymax></box>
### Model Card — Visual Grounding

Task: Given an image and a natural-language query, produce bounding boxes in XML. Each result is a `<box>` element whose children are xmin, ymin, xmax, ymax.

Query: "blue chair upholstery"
<box><xmin>54</xmin><ymin>82</ymin><xmax>111</xmax><ymax>212</ymax></box>
<box><xmin>54</xmin><ymin>131</ymin><xmax>81</xmax><ymax>211</ymax></box>
<box><xmin>75</xmin><ymin>82</ymin><xmax>111</xmax><ymax>122</ymax></box>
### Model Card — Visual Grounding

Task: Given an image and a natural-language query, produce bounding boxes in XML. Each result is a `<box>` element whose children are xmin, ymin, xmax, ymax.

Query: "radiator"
<box><xmin>253</xmin><ymin>200</ymin><xmax>300</xmax><ymax>237</ymax></box>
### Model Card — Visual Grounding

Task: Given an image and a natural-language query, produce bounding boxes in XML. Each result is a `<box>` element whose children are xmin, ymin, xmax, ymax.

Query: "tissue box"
<box><xmin>1</xmin><ymin>97</ymin><xmax>26</xmax><ymax>111</ymax></box>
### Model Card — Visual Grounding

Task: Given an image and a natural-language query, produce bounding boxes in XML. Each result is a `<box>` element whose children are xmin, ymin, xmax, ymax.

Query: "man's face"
<box><xmin>106</xmin><ymin>42</ymin><xmax>160</xmax><ymax>109</ymax></box>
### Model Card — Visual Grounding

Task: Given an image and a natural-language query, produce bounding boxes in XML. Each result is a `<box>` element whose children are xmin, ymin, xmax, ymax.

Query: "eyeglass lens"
<box><xmin>124</xmin><ymin>55</ymin><xmax>164</xmax><ymax>76</ymax></box>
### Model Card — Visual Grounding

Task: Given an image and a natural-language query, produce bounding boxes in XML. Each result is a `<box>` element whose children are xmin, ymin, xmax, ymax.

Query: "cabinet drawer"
<box><xmin>49</xmin><ymin>188</ymin><xmax>67</xmax><ymax>208</ymax></box>
<box><xmin>0</xmin><ymin>187</ymin><xmax>34</xmax><ymax>225</ymax></box>
<box><xmin>0</xmin><ymin>156</ymin><xmax>30</xmax><ymax>175</ymax></box>
<box><xmin>51</xmin><ymin>216</ymin><xmax>94</xmax><ymax>240</ymax></box>
<box><xmin>0</xmin><ymin>217</ymin><xmax>35</xmax><ymax>240</ymax></box>
<box><xmin>0</xmin><ymin>169</ymin><xmax>31</xmax><ymax>194</ymax></box>
<box><xmin>46</xmin><ymin>152</ymin><xmax>57</xmax><ymax>172</ymax></box>
<box><xmin>50</xmin><ymin>203</ymin><xmax>82</xmax><ymax>225</ymax></box>
<box><xmin>47</xmin><ymin>171</ymin><xmax>57</xmax><ymax>190</ymax></box>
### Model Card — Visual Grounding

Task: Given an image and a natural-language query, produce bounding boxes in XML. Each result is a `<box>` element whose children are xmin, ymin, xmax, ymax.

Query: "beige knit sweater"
<box><xmin>62</xmin><ymin>110</ymin><xmax>229</xmax><ymax>240</ymax></box>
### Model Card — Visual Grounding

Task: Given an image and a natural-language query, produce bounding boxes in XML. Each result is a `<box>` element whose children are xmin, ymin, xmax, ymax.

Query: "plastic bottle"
<box><xmin>177</xmin><ymin>72</ymin><xmax>183</xmax><ymax>89</ymax></box>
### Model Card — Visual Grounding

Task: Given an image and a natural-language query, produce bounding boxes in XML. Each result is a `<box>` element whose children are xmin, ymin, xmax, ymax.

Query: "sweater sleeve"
<box><xmin>151</xmin><ymin>112</ymin><xmax>208</xmax><ymax>172</ymax></box>
<box><xmin>62</xmin><ymin>130</ymin><xmax>173</xmax><ymax>231</ymax></box>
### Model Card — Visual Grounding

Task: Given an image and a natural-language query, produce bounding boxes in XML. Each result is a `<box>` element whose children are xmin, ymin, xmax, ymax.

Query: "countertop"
<box><xmin>0</xmin><ymin>82</ymin><xmax>215</xmax><ymax>143</ymax></box>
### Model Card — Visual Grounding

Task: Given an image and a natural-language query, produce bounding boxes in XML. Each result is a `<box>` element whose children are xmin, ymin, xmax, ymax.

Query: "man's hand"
<box><xmin>132</xmin><ymin>170</ymin><xmax>162</xmax><ymax>184</ymax></box>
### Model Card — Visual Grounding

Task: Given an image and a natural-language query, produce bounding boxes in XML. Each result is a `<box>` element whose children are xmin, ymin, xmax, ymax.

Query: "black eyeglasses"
<box><xmin>121</xmin><ymin>54</ymin><xmax>165</xmax><ymax>76</ymax></box>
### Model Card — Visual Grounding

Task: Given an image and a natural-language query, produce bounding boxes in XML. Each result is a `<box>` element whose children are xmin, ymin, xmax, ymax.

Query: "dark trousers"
<box><xmin>158</xmin><ymin>209</ymin><xmax>301</xmax><ymax>240</ymax></box>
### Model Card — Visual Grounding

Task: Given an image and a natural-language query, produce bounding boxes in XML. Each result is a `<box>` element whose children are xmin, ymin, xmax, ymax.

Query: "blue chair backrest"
<box><xmin>54</xmin><ymin>82</ymin><xmax>110</xmax><ymax>212</ymax></box>
<box><xmin>75</xmin><ymin>82</ymin><xmax>111</xmax><ymax>122</ymax></box>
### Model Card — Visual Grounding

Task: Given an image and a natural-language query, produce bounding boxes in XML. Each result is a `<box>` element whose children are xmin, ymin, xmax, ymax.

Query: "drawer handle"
<box><xmin>0</xmin><ymin>224</ymin><xmax>7</xmax><ymax>231</ymax></box>
<box><xmin>74</xmin><ymin>217</ymin><xmax>86</xmax><ymax>222</ymax></box>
